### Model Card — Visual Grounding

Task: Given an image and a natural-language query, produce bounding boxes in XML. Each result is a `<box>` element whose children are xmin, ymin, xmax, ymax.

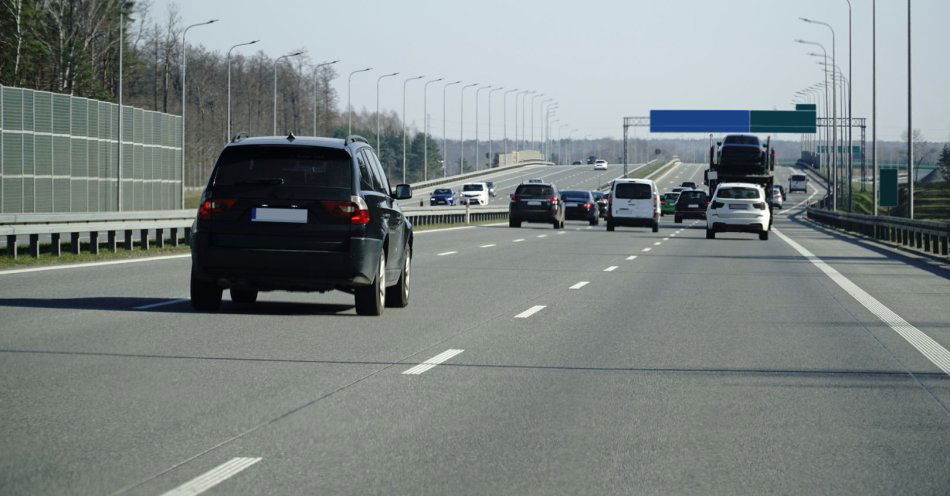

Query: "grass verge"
<box><xmin>0</xmin><ymin>243</ymin><xmax>191</xmax><ymax>270</ymax></box>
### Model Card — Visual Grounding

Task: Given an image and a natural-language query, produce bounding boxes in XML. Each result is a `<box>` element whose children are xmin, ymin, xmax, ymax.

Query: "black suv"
<box><xmin>673</xmin><ymin>189</ymin><xmax>708</xmax><ymax>223</ymax></box>
<box><xmin>190</xmin><ymin>135</ymin><xmax>413</xmax><ymax>316</ymax></box>
<box><xmin>509</xmin><ymin>182</ymin><xmax>565</xmax><ymax>229</ymax></box>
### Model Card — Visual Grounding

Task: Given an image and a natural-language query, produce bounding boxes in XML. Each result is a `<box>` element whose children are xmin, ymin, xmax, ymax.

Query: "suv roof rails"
<box><xmin>230</xmin><ymin>132</ymin><xmax>250</xmax><ymax>143</ymax></box>
<box><xmin>346</xmin><ymin>135</ymin><xmax>369</xmax><ymax>145</ymax></box>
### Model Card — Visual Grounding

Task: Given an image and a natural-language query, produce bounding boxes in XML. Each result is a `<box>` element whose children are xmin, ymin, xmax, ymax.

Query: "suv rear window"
<box><xmin>678</xmin><ymin>191</ymin><xmax>706</xmax><ymax>201</ymax></box>
<box><xmin>212</xmin><ymin>146</ymin><xmax>352</xmax><ymax>189</ymax></box>
<box><xmin>614</xmin><ymin>183</ymin><xmax>651</xmax><ymax>200</ymax></box>
<box><xmin>515</xmin><ymin>185</ymin><xmax>554</xmax><ymax>196</ymax></box>
<box><xmin>716</xmin><ymin>187</ymin><xmax>760</xmax><ymax>199</ymax></box>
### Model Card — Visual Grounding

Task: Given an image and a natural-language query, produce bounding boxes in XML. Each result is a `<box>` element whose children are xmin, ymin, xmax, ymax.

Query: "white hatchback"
<box><xmin>593</xmin><ymin>159</ymin><xmax>608</xmax><ymax>171</ymax></box>
<box><xmin>606</xmin><ymin>178</ymin><xmax>660</xmax><ymax>232</ymax></box>
<box><xmin>460</xmin><ymin>182</ymin><xmax>490</xmax><ymax>205</ymax></box>
<box><xmin>706</xmin><ymin>182</ymin><xmax>771</xmax><ymax>240</ymax></box>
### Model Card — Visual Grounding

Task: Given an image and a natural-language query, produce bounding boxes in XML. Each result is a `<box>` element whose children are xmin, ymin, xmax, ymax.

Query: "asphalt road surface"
<box><xmin>1</xmin><ymin>163</ymin><xmax>948</xmax><ymax>495</ymax></box>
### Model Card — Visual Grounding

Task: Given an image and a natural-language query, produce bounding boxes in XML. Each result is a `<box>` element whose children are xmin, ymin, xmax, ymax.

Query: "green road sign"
<box><xmin>749</xmin><ymin>110</ymin><xmax>816</xmax><ymax>133</ymax></box>
<box><xmin>879</xmin><ymin>168</ymin><xmax>898</xmax><ymax>207</ymax></box>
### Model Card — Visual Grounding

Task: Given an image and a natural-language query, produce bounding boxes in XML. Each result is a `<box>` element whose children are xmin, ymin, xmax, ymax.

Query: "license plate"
<box><xmin>528</xmin><ymin>201</ymin><xmax>541</xmax><ymax>206</ymax></box>
<box><xmin>728</xmin><ymin>204</ymin><xmax>748</xmax><ymax>210</ymax></box>
<box><xmin>688</xmin><ymin>204</ymin><xmax>699</xmax><ymax>208</ymax></box>
<box><xmin>567</xmin><ymin>202</ymin><xmax>579</xmax><ymax>207</ymax></box>
<box><xmin>252</xmin><ymin>208</ymin><xmax>307</xmax><ymax>223</ymax></box>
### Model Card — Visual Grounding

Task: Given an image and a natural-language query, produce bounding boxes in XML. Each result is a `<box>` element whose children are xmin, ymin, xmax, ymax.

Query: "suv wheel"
<box><xmin>509</xmin><ymin>217</ymin><xmax>521</xmax><ymax>228</ymax></box>
<box><xmin>589</xmin><ymin>216</ymin><xmax>598</xmax><ymax>226</ymax></box>
<box><xmin>759</xmin><ymin>230</ymin><xmax>769</xmax><ymax>241</ymax></box>
<box><xmin>674</xmin><ymin>215</ymin><xmax>682</xmax><ymax>224</ymax></box>
<box><xmin>230</xmin><ymin>288</ymin><xmax>258</xmax><ymax>305</ymax></box>
<box><xmin>652</xmin><ymin>220</ymin><xmax>659</xmax><ymax>233</ymax></box>
<box><xmin>706</xmin><ymin>228</ymin><xmax>715</xmax><ymax>239</ymax></box>
<box><xmin>190</xmin><ymin>270</ymin><xmax>222</xmax><ymax>311</ymax></box>
<box><xmin>606</xmin><ymin>220</ymin><xmax>615</xmax><ymax>231</ymax></box>
<box><xmin>355</xmin><ymin>251</ymin><xmax>385</xmax><ymax>316</ymax></box>
<box><xmin>385</xmin><ymin>247</ymin><xmax>410</xmax><ymax>308</ymax></box>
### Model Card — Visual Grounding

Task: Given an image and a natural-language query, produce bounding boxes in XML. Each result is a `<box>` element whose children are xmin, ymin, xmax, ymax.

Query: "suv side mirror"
<box><xmin>393</xmin><ymin>184</ymin><xmax>412</xmax><ymax>200</ymax></box>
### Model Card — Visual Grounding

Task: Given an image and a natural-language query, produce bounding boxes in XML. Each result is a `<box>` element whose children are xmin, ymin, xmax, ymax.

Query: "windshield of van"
<box><xmin>212</xmin><ymin>145</ymin><xmax>352</xmax><ymax>189</ymax></box>
<box><xmin>615</xmin><ymin>183</ymin><xmax>651</xmax><ymax>199</ymax></box>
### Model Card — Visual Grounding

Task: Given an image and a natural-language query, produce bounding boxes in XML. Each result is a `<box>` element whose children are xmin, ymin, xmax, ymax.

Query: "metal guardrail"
<box><xmin>411</xmin><ymin>159</ymin><xmax>553</xmax><ymax>191</ymax></box>
<box><xmin>1</xmin><ymin>210</ymin><xmax>194</xmax><ymax>258</ymax></box>
<box><xmin>404</xmin><ymin>205</ymin><xmax>508</xmax><ymax>227</ymax></box>
<box><xmin>806</xmin><ymin>207</ymin><xmax>950</xmax><ymax>257</ymax></box>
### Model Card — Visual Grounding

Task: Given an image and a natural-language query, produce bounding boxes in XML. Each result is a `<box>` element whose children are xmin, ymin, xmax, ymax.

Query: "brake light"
<box><xmin>549</xmin><ymin>196</ymin><xmax>559</xmax><ymax>205</ymax></box>
<box><xmin>583</xmin><ymin>202</ymin><xmax>592</xmax><ymax>210</ymax></box>
<box><xmin>197</xmin><ymin>198</ymin><xmax>236</xmax><ymax>219</ymax></box>
<box><xmin>711</xmin><ymin>201</ymin><xmax>724</xmax><ymax>209</ymax></box>
<box><xmin>753</xmin><ymin>202</ymin><xmax>767</xmax><ymax>210</ymax></box>
<box><xmin>324</xmin><ymin>196</ymin><xmax>370</xmax><ymax>224</ymax></box>
<box><xmin>510</xmin><ymin>194</ymin><xmax>518</xmax><ymax>202</ymax></box>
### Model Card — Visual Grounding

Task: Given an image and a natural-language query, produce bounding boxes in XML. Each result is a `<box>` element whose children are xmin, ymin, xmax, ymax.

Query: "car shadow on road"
<box><xmin>0</xmin><ymin>297</ymin><xmax>356</xmax><ymax>316</ymax></box>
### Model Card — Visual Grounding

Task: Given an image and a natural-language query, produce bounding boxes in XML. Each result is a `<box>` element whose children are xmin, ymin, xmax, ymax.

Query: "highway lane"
<box><xmin>1</xmin><ymin>162</ymin><xmax>948</xmax><ymax>494</ymax></box>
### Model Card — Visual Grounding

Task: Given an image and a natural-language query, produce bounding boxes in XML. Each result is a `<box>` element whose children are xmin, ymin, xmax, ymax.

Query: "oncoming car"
<box><xmin>429</xmin><ymin>187</ymin><xmax>456</xmax><ymax>206</ymax></box>
<box><xmin>706</xmin><ymin>182</ymin><xmax>771</xmax><ymax>240</ymax></box>
<box><xmin>459</xmin><ymin>182</ymin><xmax>489</xmax><ymax>205</ymax></box>
<box><xmin>593</xmin><ymin>159</ymin><xmax>608</xmax><ymax>170</ymax></box>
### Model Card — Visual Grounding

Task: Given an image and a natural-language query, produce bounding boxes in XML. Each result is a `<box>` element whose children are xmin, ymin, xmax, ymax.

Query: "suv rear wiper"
<box><xmin>232</xmin><ymin>178</ymin><xmax>285</xmax><ymax>186</ymax></box>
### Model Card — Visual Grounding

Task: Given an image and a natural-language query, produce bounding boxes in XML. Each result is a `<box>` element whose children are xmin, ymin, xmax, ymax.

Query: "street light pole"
<box><xmin>503</xmin><ymin>89</ymin><xmax>518</xmax><ymax>162</ymax></box>
<box><xmin>375</xmin><ymin>71</ymin><xmax>399</xmax><ymax>164</ymax></box>
<box><xmin>515</xmin><ymin>90</ymin><xmax>531</xmax><ymax>152</ymax></box>
<box><xmin>273</xmin><ymin>50</ymin><xmax>304</xmax><ymax>134</ymax></box>
<box><xmin>423</xmin><ymin>77</ymin><xmax>444</xmax><ymax>181</ymax></box>
<box><xmin>521</xmin><ymin>90</ymin><xmax>534</xmax><ymax>151</ymax></box>
<box><xmin>312</xmin><ymin>60</ymin><xmax>339</xmax><ymax>135</ymax></box>
<box><xmin>796</xmin><ymin>38</ymin><xmax>832</xmax><ymax>206</ymax></box>
<box><xmin>488</xmin><ymin>86</ymin><xmax>504</xmax><ymax>168</ymax></box>
<box><xmin>402</xmin><ymin>75</ymin><xmax>424</xmax><ymax>184</ymax></box>
<box><xmin>442</xmin><ymin>80</ymin><xmax>461</xmax><ymax>178</ymax></box>
<box><xmin>117</xmin><ymin>2</ymin><xmax>124</xmax><ymax>210</ymax></box>
<box><xmin>226</xmin><ymin>39</ymin><xmax>258</xmax><ymax>142</ymax></box>
<box><xmin>530</xmin><ymin>93</ymin><xmax>543</xmax><ymax>150</ymax></box>
<box><xmin>873</xmin><ymin>0</ymin><xmax>878</xmax><ymax>216</ymax></box>
<box><xmin>907</xmin><ymin>0</ymin><xmax>913</xmax><ymax>219</ymax></box>
<box><xmin>459</xmin><ymin>83</ymin><xmax>479</xmax><ymax>174</ymax></box>
<box><xmin>845</xmin><ymin>0</ymin><xmax>853</xmax><ymax>211</ymax></box>
<box><xmin>475</xmin><ymin>85</ymin><xmax>491</xmax><ymax>170</ymax></box>
<box><xmin>181</xmin><ymin>18</ymin><xmax>218</xmax><ymax>207</ymax></box>
<box><xmin>801</xmin><ymin>17</ymin><xmax>837</xmax><ymax>210</ymax></box>
<box><xmin>347</xmin><ymin>67</ymin><xmax>373</xmax><ymax>136</ymax></box>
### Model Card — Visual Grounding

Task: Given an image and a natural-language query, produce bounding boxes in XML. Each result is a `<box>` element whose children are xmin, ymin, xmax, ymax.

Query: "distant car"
<box><xmin>560</xmin><ymin>190</ymin><xmax>600</xmax><ymax>226</ymax></box>
<box><xmin>770</xmin><ymin>186</ymin><xmax>784</xmax><ymax>208</ymax></box>
<box><xmin>429</xmin><ymin>187</ymin><xmax>456</xmax><ymax>206</ymax></box>
<box><xmin>660</xmin><ymin>192</ymin><xmax>680</xmax><ymax>216</ymax></box>
<box><xmin>681</xmin><ymin>181</ymin><xmax>697</xmax><ymax>189</ymax></box>
<box><xmin>606</xmin><ymin>178</ymin><xmax>660</xmax><ymax>233</ymax></box>
<box><xmin>572</xmin><ymin>160</ymin><xmax>583</xmax><ymax>165</ymax></box>
<box><xmin>593</xmin><ymin>159</ymin><xmax>608</xmax><ymax>170</ymax></box>
<box><xmin>460</xmin><ymin>182</ymin><xmax>489</xmax><ymax>205</ymax></box>
<box><xmin>591</xmin><ymin>191</ymin><xmax>608</xmax><ymax>218</ymax></box>
<box><xmin>706</xmin><ymin>182</ymin><xmax>771</xmax><ymax>240</ymax></box>
<box><xmin>789</xmin><ymin>174</ymin><xmax>808</xmax><ymax>193</ymax></box>
<box><xmin>526</xmin><ymin>178</ymin><xmax>544</xmax><ymax>184</ymax></box>
<box><xmin>774</xmin><ymin>184</ymin><xmax>786</xmax><ymax>199</ymax></box>
<box><xmin>674</xmin><ymin>189</ymin><xmax>708</xmax><ymax>223</ymax></box>
<box><xmin>190</xmin><ymin>135</ymin><xmax>413</xmax><ymax>316</ymax></box>
<box><xmin>485</xmin><ymin>181</ymin><xmax>497</xmax><ymax>197</ymax></box>
<box><xmin>509</xmin><ymin>182</ymin><xmax>565</xmax><ymax>229</ymax></box>
<box><xmin>587</xmin><ymin>156</ymin><xmax>597</xmax><ymax>165</ymax></box>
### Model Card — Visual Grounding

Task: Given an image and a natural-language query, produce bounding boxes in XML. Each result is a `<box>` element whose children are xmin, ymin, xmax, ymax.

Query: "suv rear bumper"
<box><xmin>192</xmin><ymin>233</ymin><xmax>382</xmax><ymax>291</ymax></box>
<box><xmin>674</xmin><ymin>210</ymin><xmax>706</xmax><ymax>219</ymax></box>
<box><xmin>608</xmin><ymin>215</ymin><xmax>657</xmax><ymax>227</ymax></box>
<box><xmin>710</xmin><ymin>221</ymin><xmax>766</xmax><ymax>233</ymax></box>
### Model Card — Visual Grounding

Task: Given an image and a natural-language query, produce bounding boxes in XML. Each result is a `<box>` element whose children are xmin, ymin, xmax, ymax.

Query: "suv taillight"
<box><xmin>711</xmin><ymin>201</ymin><xmax>724</xmax><ymax>209</ymax></box>
<box><xmin>753</xmin><ymin>202</ymin><xmax>767</xmax><ymax>210</ymax></box>
<box><xmin>324</xmin><ymin>196</ymin><xmax>370</xmax><ymax>224</ymax></box>
<box><xmin>510</xmin><ymin>194</ymin><xmax>518</xmax><ymax>202</ymax></box>
<box><xmin>549</xmin><ymin>196</ymin><xmax>559</xmax><ymax>205</ymax></box>
<box><xmin>583</xmin><ymin>202</ymin><xmax>592</xmax><ymax>210</ymax></box>
<box><xmin>197</xmin><ymin>198</ymin><xmax>236</xmax><ymax>219</ymax></box>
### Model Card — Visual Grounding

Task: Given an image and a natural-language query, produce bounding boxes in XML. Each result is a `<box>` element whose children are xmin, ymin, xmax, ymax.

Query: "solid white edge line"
<box><xmin>161</xmin><ymin>457</ymin><xmax>261</xmax><ymax>496</ymax></box>
<box><xmin>514</xmin><ymin>305</ymin><xmax>546</xmax><ymax>318</ymax></box>
<box><xmin>436</xmin><ymin>251</ymin><xmax>458</xmax><ymax>256</ymax></box>
<box><xmin>134</xmin><ymin>298</ymin><xmax>189</xmax><ymax>310</ymax></box>
<box><xmin>603</xmin><ymin>266</ymin><xmax>618</xmax><ymax>272</ymax></box>
<box><xmin>569</xmin><ymin>281</ymin><xmax>589</xmax><ymax>290</ymax></box>
<box><xmin>774</xmin><ymin>228</ymin><xmax>950</xmax><ymax>375</ymax></box>
<box><xmin>0</xmin><ymin>254</ymin><xmax>191</xmax><ymax>276</ymax></box>
<box><xmin>402</xmin><ymin>349</ymin><xmax>464</xmax><ymax>375</ymax></box>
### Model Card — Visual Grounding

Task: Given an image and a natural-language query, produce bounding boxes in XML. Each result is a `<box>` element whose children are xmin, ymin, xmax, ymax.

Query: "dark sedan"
<box><xmin>429</xmin><ymin>187</ymin><xmax>457</xmax><ymax>206</ymax></box>
<box><xmin>674</xmin><ymin>189</ymin><xmax>708</xmax><ymax>223</ymax></box>
<box><xmin>560</xmin><ymin>190</ymin><xmax>599</xmax><ymax>226</ymax></box>
<box><xmin>591</xmin><ymin>191</ymin><xmax>608</xmax><ymax>218</ymax></box>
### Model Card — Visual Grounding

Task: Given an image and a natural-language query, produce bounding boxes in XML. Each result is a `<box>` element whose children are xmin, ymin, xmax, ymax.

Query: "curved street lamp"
<box><xmin>488</xmin><ymin>86</ymin><xmax>504</xmax><ymax>168</ymax></box>
<box><xmin>273</xmin><ymin>50</ymin><xmax>305</xmax><ymax>134</ymax></box>
<box><xmin>423</xmin><ymin>77</ymin><xmax>444</xmax><ymax>180</ymax></box>
<box><xmin>375</xmin><ymin>71</ymin><xmax>399</xmax><ymax>165</ymax></box>
<box><xmin>442</xmin><ymin>81</ymin><xmax>461</xmax><ymax>177</ymax></box>
<box><xmin>402</xmin><ymin>75</ymin><xmax>425</xmax><ymax>183</ymax></box>
<box><xmin>227</xmin><ymin>39</ymin><xmax>258</xmax><ymax>141</ymax></box>
<box><xmin>459</xmin><ymin>83</ymin><xmax>479</xmax><ymax>173</ymax></box>
<box><xmin>475</xmin><ymin>85</ymin><xmax>492</xmax><ymax>170</ymax></box>
<box><xmin>347</xmin><ymin>67</ymin><xmax>373</xmax><ymax>135</ymax></box>
<box><xmin>181</xmin><ymin>18</ymin><xmax>218</xmax><ymax>205</ymax></box>
<box><xmin>502</xmin><ymin>88</ymin><xmax>519</xmax><ymax>160</ymax></box>
<box><xmin>312</xmin><ymin>60</ymin><xmax>339</xmax><ymax>135</ymax></box>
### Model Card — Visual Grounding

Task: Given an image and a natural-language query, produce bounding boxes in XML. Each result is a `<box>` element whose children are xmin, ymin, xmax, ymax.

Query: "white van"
<box><xmin>789</xmin><ymin>174</ymin><xmax>808</xmax><ymax>193</ymax></box>
<box><xmin>606</xmin><ymin>178</ymin><xmax>660</xmax><ymax>232</ymax></box>
<box><xmin>459</xmin><ymin>182</ymin><xmax>490</xmax><ymax>205</ymax></box>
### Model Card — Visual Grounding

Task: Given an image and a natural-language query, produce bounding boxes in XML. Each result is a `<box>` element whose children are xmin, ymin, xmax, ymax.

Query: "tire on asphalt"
<box><xmin>652</xmin><ymin>220</ymin><xmax>659</xmax><ymax>233</ymax></box>
<box><xmin>355</xmin><ymin>250</ymin><xmax>385</xmax><ymax>316</ymax></box>
<box><xmin>706</xmin><ymin>228</ymin><xmax>715</xmax><ymax>239</ymax></box>
<box><xmin>385</xmin><ymin>247</ymin><xmax>410</xmax><ymax>308</ymax></box>
<box><xmin>606</xmin><ymin>221</ymin><xmax>615</xmax><ymax>232</ymax></box>
<box><xmin>190</xmin><ymin>270</ymin><xmax>222</xmax><ymax>311</ymax></box>
<box><xmin>674</xmin><ymin>216</ymin><xmax>682</xmax><ymax>224</ymax></box>
<box><xmin>230</xmin><ymin>288</ymin><xmax>258</xmax><ymax>305</ymax></box>
<box><xmin>759</xmin><ymin>230</ymin><xmax>769</xmax><ymax>241</ymax></box>
<box><xmin>509</xmin><ymin>218</ymin><xmax>521</xmax><ymax>228</ymax></box>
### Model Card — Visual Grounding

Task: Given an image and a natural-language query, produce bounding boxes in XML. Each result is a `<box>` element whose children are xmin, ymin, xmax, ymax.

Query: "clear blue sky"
<box><xmin>154</xmin><ymin>0</ymin><xmax>948</xmax><ymax>142</ymax></box>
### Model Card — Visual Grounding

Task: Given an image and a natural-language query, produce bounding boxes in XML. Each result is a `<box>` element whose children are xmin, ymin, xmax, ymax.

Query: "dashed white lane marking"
<box><xmin>0</xmin><ymin>254</ymin><xmax>191</xmax><ymax>276</ymax></box>
<box><xmin>134</xmin><ymin>298</ymin><xmax>188</xmax><ymax>310</ymax></box>
<box><xmin>513</xmin><ymin>238</ymin><xmax>525</xmax><ymax>243</ymax></box>
<box><xmin>653</xmin><ymin>242</ymin><xmax>662</xmax><ymax>246</ymax></box>
<box><xmin>774</xmin><ymin>228</ymin><xmax>950</xmax><ymax>376</ymax></box>
<box><xmin>569</xmin><ymin>281</ymin><xmax>590</xmax><ymax>290</ymax></box>
<box><xmin>642</xmin><ymin>247</ymin><xmax>652</xmax><ymax>252</ymax></box>
<box><xmin>537</xmin><ymin>234</ymin><xmax>547</xmax><ymax>238</ymax></box>
<box><xmin>603</xmin><ymin>266</ymin><xmax>618</xmax><ymax>272</ymax></box>
<box><xmin>626</xmin><ymin>255</ymin><xmax>638</xmax><ymax>260</ymax></box>
<box><xmin>161</xmin><ymin>457</ymin><xmax>261</xmax><ymax>496</ymax></box>
<box><xmin>662</xmin><ymin>237</ymin><xmax>670</xmax><ymax>241</ymax></box>
<box><xmin>402</xmin><ymin>349</ymin><xmax>465</xmax><ymax>375</ymax></box>
<box><xmin>670</xmin><ymin>233</ymin><xmax>677</xmax><ymax>237</ymax></box>
<box><xmin>437</xmin><ymin>251</ymin><xmax>458</xmax><ymax>256</ymax></box>
<box><xmin>557</xmin><ymin>231</ymin><xmax>566</xmax><ymax>235</ymax></box>
<box><xmin>479</xmin><ymin>244</ymin><xmax>496</xmax><ymax>248</ymax></box>
<box><xmin>514</xmin><ymin>305</ymin><xmax>546</xmax><ymax>318</ymax></box>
